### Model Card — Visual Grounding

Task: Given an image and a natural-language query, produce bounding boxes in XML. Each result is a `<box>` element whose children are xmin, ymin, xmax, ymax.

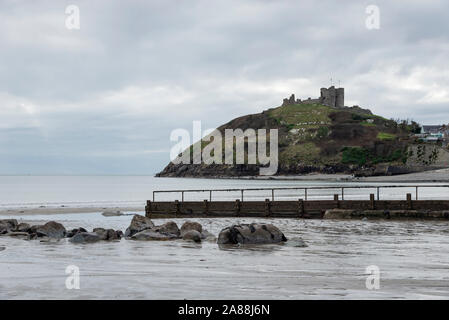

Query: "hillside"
<box><xmin>157</xmin><ymin>91</ymin><xmax>443</xmax><ymax>178</ymax></box>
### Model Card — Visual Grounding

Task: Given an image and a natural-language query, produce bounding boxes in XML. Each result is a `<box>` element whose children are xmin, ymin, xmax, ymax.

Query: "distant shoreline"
<box><xmin>157</xmin><ymin>167</ymin><xmax>449</xmax><ymax>183</ymax></box>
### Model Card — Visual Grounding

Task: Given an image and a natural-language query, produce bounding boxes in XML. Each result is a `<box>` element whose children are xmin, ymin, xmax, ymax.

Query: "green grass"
<box><xmin>361</xmin><ymin>121</ymin><xmax>376</xmax><ymax>127</ymax></box>
<box><xmin>280</xmin><ymin>142</ymin><xmax>321</xmax><ymax>164</ymax></box>
<box><xmin>341</xmin><ymin>147</ymin><xmax>369</xmax><ymax>165</ymax></box>
<box><xmin>269</xmin><ymin>103</ymin><xmax>332</xmax><ymax>129</ymax></box>
<box><xmin>377</xmin><ymin>132</ymin><xmax>396</xmax><ymax>141</ymax></box>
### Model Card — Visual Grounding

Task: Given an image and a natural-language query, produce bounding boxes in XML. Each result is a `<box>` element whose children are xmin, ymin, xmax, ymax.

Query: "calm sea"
<box><xmin>0</xmin><ymin>175</ymin><xmax>447</xmax><ymax>210</ymax></box>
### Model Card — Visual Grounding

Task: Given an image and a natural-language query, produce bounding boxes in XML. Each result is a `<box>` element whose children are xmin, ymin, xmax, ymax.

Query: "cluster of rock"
<box><xmin>217</xmin><ymin>223</ymin><xmax>287</xmax><ymax>245</ymax></box>
<box><xmin>0</xmin><ymin>219</ymin><xmax>122</xmax><ymax>243</ymax></box>
<box><xmin>125</xmin><ymin>215</ymin><xmax>215</xmax><ymax>243</ymax></box>
<box><xmin>1</xmin><ymin>216</ymin><xmax>289</xmax><ymax>246</ymax></box>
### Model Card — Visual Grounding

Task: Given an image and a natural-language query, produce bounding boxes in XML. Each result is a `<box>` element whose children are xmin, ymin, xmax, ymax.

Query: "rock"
<box><xmin>106</xmin><ymin>229</ymin><xmax>121</xmax><ymax>240</ymax></box>
<box><xmin>182</xmin><ymin>230</ymin><xmax>202</xmax><ymax>243</ymax></box>
<box><xmin>131</xmin><ymin>229</ymin><xmax>178</xmax><ymax>241</ymax></box>
<box><xmin>102</xmin><ymin>210</ymin><xmax>123</xmax><ymax>217</ymax></box>
<box><xmin>35</xmin><ymin>221</ymin><xmax>66</xmax><ymax>239</ymax></box>
<box><xmin>6</xmin><ymin>232</ymin><xmax>30</xmax><ymax>239</ymax></box>
<box><xmin>66</xmin><ymin>227</ymin><xmax>88</xmax><ymax>238</ymax></box>
<box><xmin>180</xmin><ymin>221</ymin><xmax>202</xmax><ymax>236</ymax></box>
<box><xmin>0</xmin><ymin>219</ymin><xmax>18</xmax><ymax>234</ymax></box>
<box><xmin>93</xmin><ymin>228</ymin><xmax>108</xmax><ymax>240</ymax></box>
<box><xmin>93</xmin><ymin>228</ymin><xmax>122</xmax><ymax>241</ymax></box>
<box><xmin>0</xmin><ymin>246</ymin><xmax>5</xmax><ymax>251</ymax></box>
<box><xmin>29</xmin><ymin>225</ymin><xmax>43</xmax><ymax>234</ymax></box>
<box><xmin>16</xmin><ymin>223</ymin><xmax>31</xmax><ymax>233</ymax></box>
<box><xmin>201</xmin><ymin>229</ymin><xmax>216</xmax><ymax>241</ymax></box>
<box><xmin>124</xmin><ymin>215</ymin><xmax>155</xmax><ymax>237</ymax></box>
<box><xmin>323</xmin><ymin>209</ymin><xmax>355</xmax><ymax>219</ymax></box>
<box><xmin>217</xmin><ymin>223</ymin><xmax>287</xmax><ymax>245</ymax></box>
<box><xmin>69</xmin><ymin>232</ymin><xmax>101</xmax><ymax>244</ymax></box>
<box><xmin>153</xmin><ymin>221</ymin><xmax>180</xmax><ymax>237</ymax></box>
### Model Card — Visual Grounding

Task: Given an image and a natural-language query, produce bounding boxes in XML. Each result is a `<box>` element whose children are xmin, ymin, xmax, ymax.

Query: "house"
<box><xmin>419</xmin><ymin>125</ymin><xmax>448</xmax><ymax>145</ymax></box>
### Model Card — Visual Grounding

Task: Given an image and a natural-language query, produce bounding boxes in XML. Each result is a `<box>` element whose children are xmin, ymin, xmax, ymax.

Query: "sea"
<box><xmin>0</xmin><ymin>176</ymin><xmax>448</xmax><ymax>299</ymax></box>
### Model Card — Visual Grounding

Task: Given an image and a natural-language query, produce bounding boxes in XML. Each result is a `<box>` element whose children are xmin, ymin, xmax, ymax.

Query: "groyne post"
<box><xmin>334</xmin><ymin>194</ymin><xmax>339</xmax><ymax>208</ymax></box>
<box><xmin>235</xmin><ymin>199</ymin><xmax>241</xmax><ymax>216</ymax></box>
<box><xmin>174</xmin><ymin>200</ymin><xmax>180</xmax><ymax>217</ymax></box>
<box><xmin>265</xmin><ymin>199</ymin><xmax>271</xmax><ymax>217</ymax></box>
<box><xmin>407</xmin><ymin>193</ymin><xmax>412</xmax><ymax>210</ymax></box>
<box><xmin>145</xmin><ymin>200</ymin><xmax>151</xmax><ymax>218</ymax></box>
<box><xmin>298</xmin><ymin>199</ymin><xmax>304</xmax><ymax>217</ymax></box>
<box><xmin>370</xmin><ymin>194</ymin><xmax>375</xmax><ymax>209</ymax></box>
<box><xmin>203</xmin><ymin>199</ymin><xmax>209</xmax><ymax>215</ymax></box>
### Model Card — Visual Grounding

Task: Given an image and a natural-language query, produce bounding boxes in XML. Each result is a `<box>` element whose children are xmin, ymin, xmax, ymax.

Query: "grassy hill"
<box><xmin>157</xmin><ymin>101</ymin><xmax>422</xmax><ymax>177</ymax></box>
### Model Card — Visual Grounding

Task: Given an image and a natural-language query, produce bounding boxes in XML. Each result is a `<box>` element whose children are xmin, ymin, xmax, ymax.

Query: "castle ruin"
<box><xmin>282</xmin><ymin>86</ymin><xmax>345</xmax><ymax>108</ymax></box>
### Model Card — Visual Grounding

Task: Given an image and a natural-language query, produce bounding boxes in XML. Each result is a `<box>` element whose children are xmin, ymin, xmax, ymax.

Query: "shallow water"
<box><xmin>1</xmin><ymin>213</ymin><xmax>449</xmax><ymax>299</ymax></box>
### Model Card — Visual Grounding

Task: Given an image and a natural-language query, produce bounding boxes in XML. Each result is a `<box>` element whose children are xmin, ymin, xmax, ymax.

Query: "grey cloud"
<box><xmin>0</xmin><ymin>0</ymin><xmax>448</xmax><ymax>174</ymax></box>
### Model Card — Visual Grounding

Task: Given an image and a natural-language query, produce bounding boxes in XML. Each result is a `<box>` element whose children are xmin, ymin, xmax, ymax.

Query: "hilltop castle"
<box><xmin>282</xmin><ymin>86</ymin><xmax>345</xmax><ymax>108</ymax></box>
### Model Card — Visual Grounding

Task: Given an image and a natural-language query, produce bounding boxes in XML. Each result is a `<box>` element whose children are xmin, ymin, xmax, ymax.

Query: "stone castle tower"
<box><xmin>320</xmin><ymin>86</ymin><xmax>344</xmax><ymax>108</ymax></box>
<box><xmin>282</xmin><ymin>86</ymin><xmax>345</xmax><ymax>108</ymax></box>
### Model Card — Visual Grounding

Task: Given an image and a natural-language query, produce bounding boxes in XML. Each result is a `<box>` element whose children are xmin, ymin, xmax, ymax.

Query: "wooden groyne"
<box><xmin>146</xmin><ymin>186</ymin><xmax>449</xmax><ymax>219</ymax></box>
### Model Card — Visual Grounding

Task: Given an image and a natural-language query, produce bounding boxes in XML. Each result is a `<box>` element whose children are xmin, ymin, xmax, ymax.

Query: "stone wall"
<box><xmin>282</xmin><ymin>86</ymin><xmax>345</xmax><ymax>108</ymax></box>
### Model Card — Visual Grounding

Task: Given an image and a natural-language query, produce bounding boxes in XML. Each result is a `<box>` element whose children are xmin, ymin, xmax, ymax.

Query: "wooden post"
<box><xmin>235</xmin><ymin>199</ymin><xmax>241</xmax><ymax>216</ymax></box>
<box><xmin>341</xmin><ymin>187</ymin><xmax>344</xmax><ymax>200</ymax></box>
<box><xmin>298</xmin><ymin>199</ymin><xmax>304</xmax><ymax>217</ymax></box>
<box><xmin>334</xmin><ymin>194</ymin><xmax>339</xmax><ymax>208</ymax></box>
<box><xmin>272</xmin><ymin>189</ymin><xmax>274</xmax><ymax>201</ymax></box>
<box><xmin>416</xmin><ymin>186</ymin><xmax>418</xmax><ymax>200</ymax></box>
<box><xmin>377</xmin><ymin>187</ymin><xmax>380</xmax><ymax>200</ymax></box>
<box><xmin>305</xmin><ymin>188</ymin><xmax>308</xmax><ymax>201</ymax></box>
<box><xmin>181</xmin><ymin>191</ymin><xmax>184</xmax><ymax>202</ymax></box>
<box><xmin>209</xmin><ymin>190</ymin><xmax>212</xmax><ymax>201</ymax></box>
<box><xmin>145</xmin><ymin>200</ymin><xmax>151</xmax><ymax>218</ymax></box>
<box><xmin>370</xmin><ymin>194</ymin><xmax>375</xmax><ymax>210</ymax></box>
<box><xmin>407</xmin><ymin>193</ymin><xmax>412</xmax><ymax>210</ymax></box>
<box><xmin>241</xmin><ymin>190</ymin><xmax>244</xmax><ymax>202</ymax></box>
<box><xmin>265</xmin><ymin>199</ymin><xmax>271</xmax><ymax>217</ymax></box>
<box><xmin>174</xmin><ymin>200</ymin><xmax>180</xmax><ymax>217</ymax></box>
<box><xmin>204</xmin><ymin>199</ymin><xmax>209</xmax><ymax>216</ymax></box>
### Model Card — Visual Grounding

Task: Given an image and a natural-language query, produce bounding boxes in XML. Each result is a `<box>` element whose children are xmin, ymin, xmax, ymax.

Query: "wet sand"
<box><xmin>234</xmin><ymin>168</ymin><xmax>449</xmax><ymax>183</ymax></box>
<box><xmin>0</xmin><ymin>206</ymin><xmax>143</xmax><ymax>216</ymax></box>
<box><xmin>2</xmin><ymin>215</ymin><xmax>449</xmax><ymax>299</ymax></box>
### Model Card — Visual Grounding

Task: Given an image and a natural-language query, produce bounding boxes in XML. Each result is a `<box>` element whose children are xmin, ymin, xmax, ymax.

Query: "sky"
<box><xmin>0</xmin><ymin>0</ymin><xmax>448</xmax><ymax>175</ymax></box>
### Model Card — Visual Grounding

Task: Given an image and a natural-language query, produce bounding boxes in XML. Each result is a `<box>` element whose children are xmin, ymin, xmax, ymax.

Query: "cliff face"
<box><xmin>157</xmin><ymin>100</ymin><xmax>429</xmax><ymax>178</ymax></box>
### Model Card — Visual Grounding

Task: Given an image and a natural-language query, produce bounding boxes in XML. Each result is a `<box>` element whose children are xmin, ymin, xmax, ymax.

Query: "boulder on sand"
<box><xmin>93</xmin><ymin>228</ymin><xmax>122</xmax><ymax>240</ymax></box>
<box><xmin>35</xmin><ymin>221</ymin><xmax>66</xmax><ymax>239</ymax></box>
<box><xmin>0</xmin><ymin>219</ymin><xmax>18</xmax><ymax>234</ymax></box>
<box><xmin>180</xmin><ymin>221</ymin><xmax>202</xmax><ymax>236</ymax></box>
<box><xmin>102</xmin><ymin>210</ymin><xmax>123</xmax><ymax>217</ymax></box>
<box><xmin>217</xmin><ymin>223</ymin><xmax>287</xmax><ymax>245</ymax></box>
<box><xmin>17</xmin><ymin>223</ymin><xmax>31</xmax><ymax>233</ymax></box>
<box><xmin>153</xmin><ymin>221</ymin><xmax>180</xmax><ymax>237</ymax></box>
<box><xmin>124</xmin><ymin>215</ymin><xmax>155</xmax><ymax>237</ymax></box>
<box><xmin>66</xmin><ymin>227</ymin><xmax>88</xmax><ymax>238</ymax></box>
<box><xmin>130</xmin><ymin>221</ymin><xmax>180</xmax><ymax>241</ymax></box>
<box><xmin>69</xmin><ymin>232</ymin><xmax>101</xmax><ymax>244</ymax></box>
<box><xmin>182</xmin><ymin>230</ymin><xmax>202</xmax><ymax>243</ymax></box>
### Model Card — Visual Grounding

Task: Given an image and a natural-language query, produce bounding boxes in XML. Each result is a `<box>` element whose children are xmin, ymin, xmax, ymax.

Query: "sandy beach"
<box><xmin>0</xmin><ymin>206</ymin><xmax>144</xmax><ymax>216</ymax></box>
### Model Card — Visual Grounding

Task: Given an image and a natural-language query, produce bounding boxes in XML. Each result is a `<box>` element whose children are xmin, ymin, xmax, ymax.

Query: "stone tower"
<box><xmin>335</xmin><ymin>87</ymin><xmax>344</xmax><ymax>108</ymax></box>
<box><xmin>320</xmin><ymin>86</ymin><xmax>344</xmax><ymax>108</ymax></box>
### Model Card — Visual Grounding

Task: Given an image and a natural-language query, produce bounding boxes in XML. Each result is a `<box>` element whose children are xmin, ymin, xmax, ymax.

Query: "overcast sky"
<box><xmin>1</xmin><ymin>0</ymin><xmax>448</xmax><ymax>174</ymax></box>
